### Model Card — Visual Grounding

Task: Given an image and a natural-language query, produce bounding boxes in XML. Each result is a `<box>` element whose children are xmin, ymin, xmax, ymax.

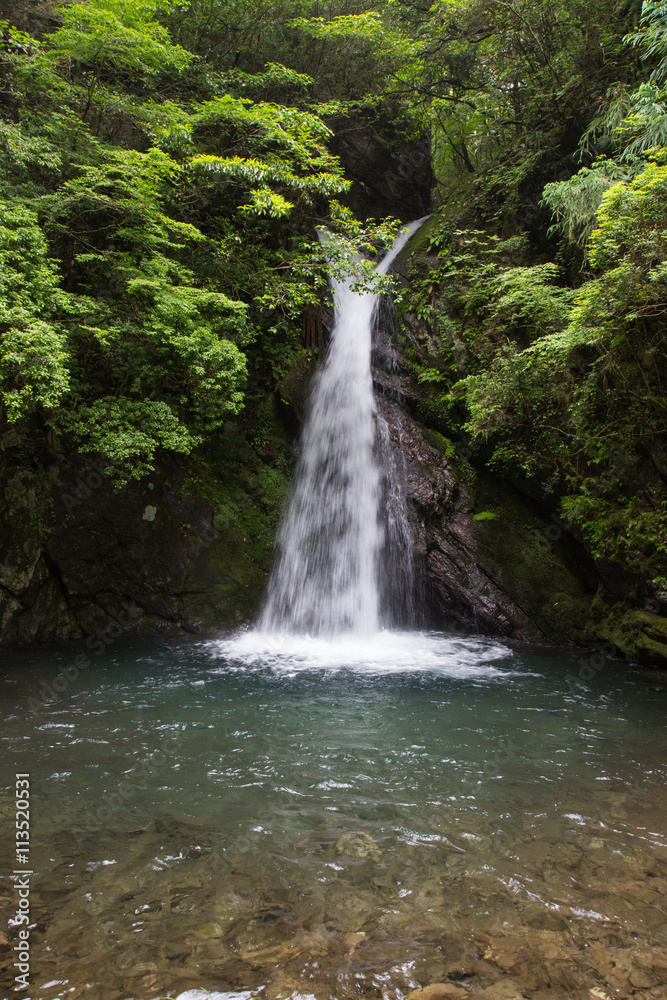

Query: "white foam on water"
<box><xmin>204</xmin><ymin>629</ymin><xmax>517</xmax><ymax>678</ymax></box>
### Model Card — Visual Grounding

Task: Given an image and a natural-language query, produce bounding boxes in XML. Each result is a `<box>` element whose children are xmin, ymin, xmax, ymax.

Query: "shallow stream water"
<box><xmin>0</xmin><ymin>632</ymin><xmax>666</xmax><ymax>1000</ymax></box>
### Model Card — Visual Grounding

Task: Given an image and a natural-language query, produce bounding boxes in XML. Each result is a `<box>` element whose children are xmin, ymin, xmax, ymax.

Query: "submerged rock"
<box><xmin>335</xmin><ymin>832</ymin><xmax>382</xmax><ymax>861</ymax></box>
<box><xmin>175</xmin><ymin>992</ymin><xmax>258</xmax><ymax>1000</ymax></box>
<box><xmin>476</xmin><ymin>981</ymin><xmax>527</xmax><ymax>1000</ymax></box>
<box><xmin>407</xmin><ymin>984</ymin><xmax>469</xmax><ymax>1000</ymax></box>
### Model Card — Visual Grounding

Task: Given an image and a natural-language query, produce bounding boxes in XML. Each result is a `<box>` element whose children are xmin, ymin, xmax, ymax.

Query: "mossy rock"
<box><xmin>605</xmin><ymin>609</ymin><xmax>667</xmax><ymax>667</ymax></box>
<box><xmin>466</xmin><ymin>471</ymin><xmax>597</xmax><ymax>643</ymax></box>
<box><xmin>421</xmin><ymin>427</ymin><xmax>456</xmax><ymax>459</ymax></box>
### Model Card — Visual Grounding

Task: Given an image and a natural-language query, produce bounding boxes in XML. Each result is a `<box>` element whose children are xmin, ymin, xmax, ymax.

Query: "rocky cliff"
<box><xmin>0</xmin><ymin>413</ymin><xmax>292</xmax><ymax>646</ymax></box>
<box><xmin>1</xmin><ymin>260</ymin><xmax>666</xmax><ymax>666</ymax></box>
<box><xmin>369</xmin><ymin>243</ymin><xmax>667</xmax><ymax>666</ymax></box>
<box><xmin>373</xmin><ymin>323</ymin><xmax>600</xmax><ymax>644</ymax></box>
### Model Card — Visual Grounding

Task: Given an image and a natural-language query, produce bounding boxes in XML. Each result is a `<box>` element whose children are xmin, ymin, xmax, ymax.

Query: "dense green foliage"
<box><xmin>0</xmin><ymin>0</ymin><xmax>398</xmax><ymax>481</ymax></box>
<box><xmin>389</xmin><ymin>0</ymin><xmax>667</xmax><ymax>597</ymax></box>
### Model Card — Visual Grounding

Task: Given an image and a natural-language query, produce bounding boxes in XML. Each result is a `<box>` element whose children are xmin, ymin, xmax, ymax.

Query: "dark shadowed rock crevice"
<box><xmin>330</xmin><ymin>108</ymin><xmax>433</xmax><ymax>221</ymax></box>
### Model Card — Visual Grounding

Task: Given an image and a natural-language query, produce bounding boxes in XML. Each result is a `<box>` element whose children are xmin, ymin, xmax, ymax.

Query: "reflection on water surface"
<box><xmin>0</xmin><ymin>633</ymin><xmax>666</xmax><ymax>1000</ymax></box>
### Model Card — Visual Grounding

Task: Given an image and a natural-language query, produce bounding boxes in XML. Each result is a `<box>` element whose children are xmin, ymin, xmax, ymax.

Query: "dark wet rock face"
<box><xmin>0</xmin><ymin>465</ymin><xmax>79</xmax><ymax>643</ymax></box>
<box><xmin>0</xmin><ymin>439</ymin><xmax>287</xmax><ymax>645</ymax></box>
<box><xmin>44</xmin><ymin>469</ymin><xmax>220</xmax><ymax>636</ymax></box>
<box><xmin>372</xmin><ymin>323</ymin><xmax>599</xmax><ymax>643</ymax></box>
<box><xmin>0</xmin><ymin>465</ymin><xmax>212</xmax><ymax>644</ymax></box>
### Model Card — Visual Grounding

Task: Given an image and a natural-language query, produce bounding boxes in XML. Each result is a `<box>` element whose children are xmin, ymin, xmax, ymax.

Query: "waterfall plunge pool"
<box><xmin>1</xmin><ymin>632</ymin><xmax>666</xmax><ymax>1000</ymax></box>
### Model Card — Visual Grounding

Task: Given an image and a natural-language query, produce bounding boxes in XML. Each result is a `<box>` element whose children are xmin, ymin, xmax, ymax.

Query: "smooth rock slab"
<box><xmin>175</xmin><ymin>992</ymin><xmax>258</xmax><ymax>1000</ymax></box>
<box><xmin>407</xmin><ymin>984</ymin><xmax>469</xmax><ymax>1000</ymax></box>
<box><xmin>476</xmin><ymin>983</ymin><xmax>525</xmax><ymax>1000</ymax></box>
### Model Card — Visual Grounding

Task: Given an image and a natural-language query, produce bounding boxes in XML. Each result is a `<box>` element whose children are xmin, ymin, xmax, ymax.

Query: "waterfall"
<box><xmin>259</xmin><ymin>218</ymin><xmax>427</xmax><ymax>636</ymax></box>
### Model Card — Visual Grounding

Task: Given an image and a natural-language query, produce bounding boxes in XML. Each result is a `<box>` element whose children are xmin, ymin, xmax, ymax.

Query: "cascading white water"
<box><xmin>259</xmin><ymin>219</ymin><xmax>427</xmax><ymax>636</ymax></box>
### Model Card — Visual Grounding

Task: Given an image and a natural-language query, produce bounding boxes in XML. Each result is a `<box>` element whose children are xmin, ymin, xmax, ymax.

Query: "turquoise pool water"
<box><xmin>0</xmin><ymin>632</ymin><xmax>665</xmax><ymax>1000</ymax></box>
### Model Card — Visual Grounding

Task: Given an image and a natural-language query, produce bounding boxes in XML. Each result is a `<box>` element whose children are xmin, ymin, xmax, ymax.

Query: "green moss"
<box><xmin>633</xmin><ymin>610</ymin><xmax>667</xmax><ymax>645</ymax></box>
<box><xmin>468</xmin><ymin>471</ymin><xmax>595</xmax><ymax>642</ymax></box>
<box><xmin>207</xmin><ymin>459</ymin><xmax>289</xmax><ymax>588</ymax></box>
<box><xmin>421</xmin><ymin>427</ymin><xmax>456</xmax><ymax>458</ymax></box>
<box><xmin>165</xmin><ymin>387</ymin><xmax>294</xmax><ymax>625</ymax></box>
<box><xmin>586</xmin><ymin>597</ymin><xmax>667</xmax><ymax>667</ymax></box>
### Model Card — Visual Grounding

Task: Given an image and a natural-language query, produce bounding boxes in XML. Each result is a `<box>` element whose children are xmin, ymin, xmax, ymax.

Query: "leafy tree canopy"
<box><xmin>0</xmin><ymin>0</ymin><xmax>400</xmax><ymax>482</ymax></box>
